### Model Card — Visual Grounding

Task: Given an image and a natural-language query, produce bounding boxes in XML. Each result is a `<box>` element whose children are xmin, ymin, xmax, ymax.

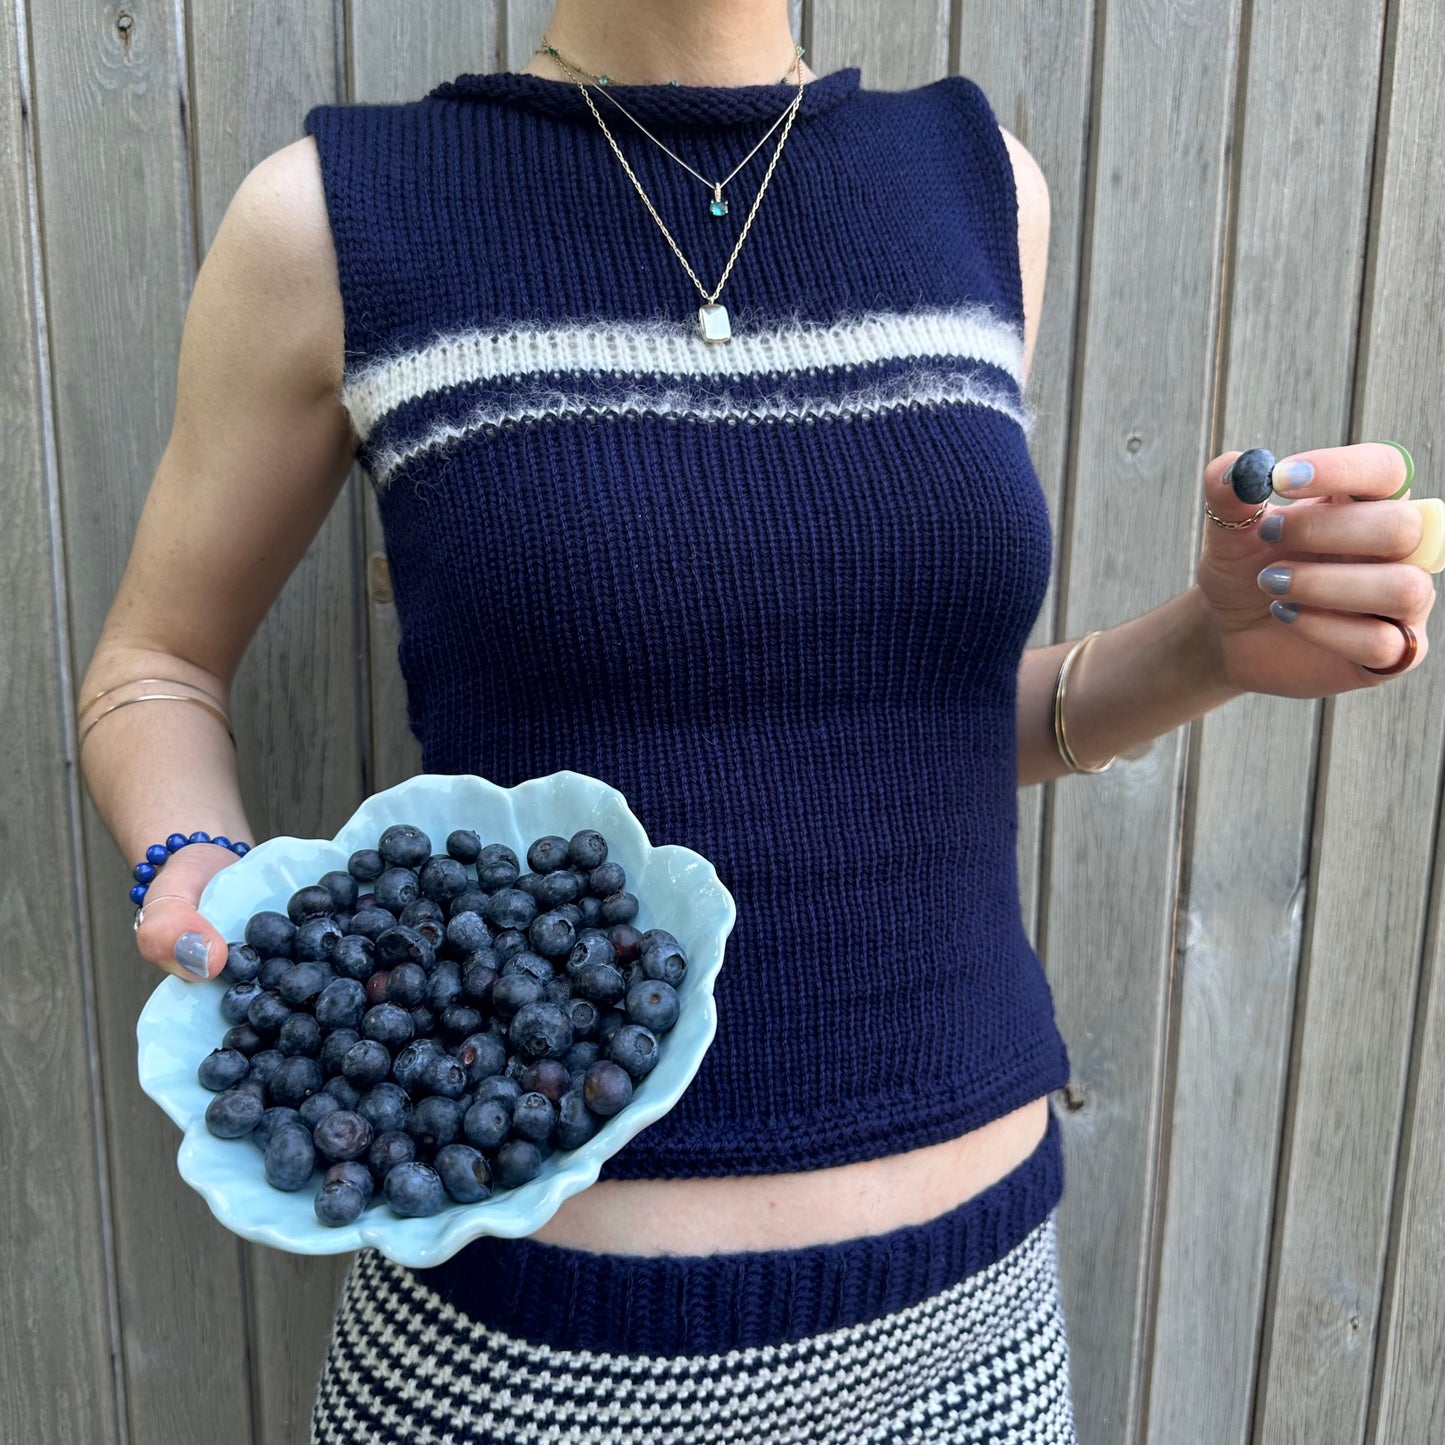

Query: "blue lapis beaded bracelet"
<box><xmin>130</xmin><ymin>832</ymin><xmax>251</xmax><ymax>908</ymax></box>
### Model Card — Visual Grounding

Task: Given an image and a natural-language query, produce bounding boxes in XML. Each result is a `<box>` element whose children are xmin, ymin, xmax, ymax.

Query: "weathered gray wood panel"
<box><xmin>1147</xmin><ymin>2</ymin><xmax>1387</xmax><ymax>1441</ymax></box>
<box><xmin>186</xmin><ymin>3</ymin><xmax>362</xmax><ymax>1439</ymax></box>
<box><xmin>29</xmin><ymin>3</ymin><xmax>253</xmax><ymax>1441</ymax></box>
<box><xmin>1039</xmin><ymin>1</ymin><xmax>1244</xmax><ymax>1437</ymax></box>
<box><xmin>0</xmin><ymin>6</ymin><xmax>124</xmax><ymax>1443</ymax></box>
<box><xmin>812</xmin><ymin>0</ymin><xmax>949</xmax><ymax>86</ymax></box>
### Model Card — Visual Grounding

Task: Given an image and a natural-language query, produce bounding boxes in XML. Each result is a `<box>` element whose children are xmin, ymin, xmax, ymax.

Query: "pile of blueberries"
<box><xmin>197</xmin><ymin>824</ymin><xmax>686</xmax><ymax>1225</ymax></box>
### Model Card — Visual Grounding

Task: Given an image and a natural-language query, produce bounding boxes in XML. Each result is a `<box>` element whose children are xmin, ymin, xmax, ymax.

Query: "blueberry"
<box><xmin>276</xmin><ymin>1013</ymin><xmax>322</xmax><ymax>1059</ymax></box>
<box><xmin>373</xmin><ymin>866</ymin><xmax>420</xmax><ymax>914</ymax></box>
<box><xmin>608</xmin><ymin>1023</ymin><xmax>659</xmax><ymax>1080</ymax></box>
<box><xmin>491</xmin><ymin>974</ymin><xmax>544</xmax><ymax>1021</ymax></box>
<box><xmin>342</xmin><ymin>1039</ymin><xmax>393</xmax><ymax>1088</ymax></box>
<box><xmin>445</xmin><ymin>829</ymin><xmax>482</xmax><ymax>865</ymax></box>
<box><xmin>386</xmin><ymin>961</ymin><xmax>427</xmax><ymax>1009</ymax></box>
<box><xmin>409</xmin><ymin>1005</ymin><xmax>437</xmax><ymax>1037</ymax></box>
<box><xmin>318</xmin><ymin>870</ymin><xmax>359</xmax><ymax>911</ymax></box>
<box><xmin>204</xmin><ymin>1087</ymin><xmax>263</xmax><ymax>1138</ymax></box>
<box><xmin>219</xmin><ymin>943</ymin><xmax>262</xmax><ymax>985</ymax></box>
<box><xmin>375</xmin><ymin>924</ymin><xmax>433</xmax><ymax>970</ymax></box>
<box><xmin>221</xmin><ymin>1023</ymin><xmax>265</xmax><ymax>1058</ymax></box>
<box><xmin>640</xmin><ymin>927</ymin><xmax>679</xmax><ymax>953</ymax></box>
<box><xmin>475</xmin><ymin>842</ymin><xmax>521</xmax><ymax>891</ymax></box>
<box><xmin>391</xmin><ymin>1038</ymin><xmax>446</xmax><ymax>1093</ymax></box>
<box><xmin>315</xmin><ymin>978</ymin><xmax>368</xmax><ymax>1033</ymax></box>
<box><xmin>535</xmin><ymin>869</ymin><xmax>583</xmax><ymax>909</ymax></box>
<box><xmin>368</xmin><ymin>1129</ymin><xmax>416</xmax><ymax>1180</ymax></box>
<box><xmin>508</xmin><ymin>1002</ymin><xmax>573</xmax><ymax>1061</ymax></box>
<box><xmin>513</xmin><ymin>872</ymin><xmax>545</xmax><ymax>901</ymax></box>
<box><xmin>608</xmin><ymin>924</ymin><xmax>643</xmax><ymax>965</ymax></box>
<box><xmin>461</xmin><ymin>1097</ymin><xmax>510</xmax><ymax>1150</ymax></box>
<box><xmin>277</xmin><ymin>961</ymin><xmax>330</xmax><ymax>1008</ymax></box>
<box><xmin>248</xmin><ymin>1049</ymin><xmax>285</xmax><ymax>1091</ymax></box>
<box><xmin>326</xmin><ymin>1158</ymin><xmax>374</xmax><ymax>1200</ymax></box>
<box><xmin>637</xmin><ymin>942</ymin><xmax>687</xmax><ymax>988</ymax></box>
<box><xmin>576</xmin><ymin>895</ymin><xmax>603</xmax><ymax>928</ymax></box>
<box><xmin>595</xmin><ymin>1008</ymin><xmax>628</xmax><ymax>1050</ymax></box>
<box><xmin>331</xmin><ymin>935</ymin><xmax>378</xmax><ymax>982</ymax></box>
<box><xmin>270</xmin><ymin>1055</ymin><xmax>324</xmax><ymax>1107</ymax></box>
<box><xmin>625</xmin><ymin>978</ymin><xmax>679</xmax><ymax>1033</ymax></box>
<box><xmin>426</xmin><ymin>961</ymin><xmax>463</xmax><ymax>1013</ymax></box>
<box><xmin>587</xmin><ymin>861</ymin><xmax>626</xmax><ymax>898</ymax></box>
<box><xmin>416</xmin><ymin>1053</ymin><xmax>468</xmax><ymax>1100</ymax></box>
<box><xmin>399</xmin><ymin>896</ymin><xmax>445</xmax><ymax>929</ymax></box>
<box><xmin>474</xmin><ymin>1075</ymin><xmax>522</xmax><ymax>1110</ymax></box>
<box><xmin>347</xmin><ymin>848</ymin><xmax>386</xmax><ymax>883</ymax></box>
<box><xmin>378</xmin><ymin>824</ymin><xmax>432</xmax><ymax>870</ymax></box>
<box><xmin>448</xmin><ymin>887</ymin><xmax>491</xmax><ymax>920</ymax></box>
<box><xmin>361</xmin><ymin>1002</ymin><xmax>414</xmax><ymax>1049</ymax></box>
<box><xmin>321</xmin><ymin>1075</ymin><xmax>362</xmax><ymax>1110</ymax></box>
<box><xmin>561</xmin><ymin>1040</ymin><xmax>600</xmax><ymax>1075</ymax></box>
<box><xmin>455</xmin><ymin>1031</ymin><xmax>508</xmax><ymax>1087</ymax></box>
<box><xmin>582</xmin><ymin>1060</ymin><xmax>633</xmax><ymax>1116</ymax></box>
<box><xmin>333</xmin><ymin>910</ymin><xmax>353</xmax><ymax>937</ymax></box>
<box><xmin>445</xmin><ymin>912</ymin><xmax>489</xmax><ymax>958</ymax></box>
<box><xmin>313</xmin><ymin>1109</ymin><xmax>375</xmax><ymax>1163</ymax></box>
<box><xmin>492</xmin><ymin>929</ymin><xmax>529</xmax><ymax>963</ymax></box>
<box><xmin>257</xmin><ymin>955</ymin><xmax>293</xmax><ymax>991</ymax></box>
<box><xmin>364</xmin><ymin>970</ymin><xmax>391</xmax><ymax>1007</ymax></box>
<box><xmin>383</xmin><ymin>1160</ymin><xmax>445</xmax><ymax>1216</ymax></box>
<box><xmin>599</xmin><ymin>891</ymin><xmax>638</xmax><ymax>926</ymax></box>
<box><xmin>461</xmin><ymin>960</ymin><xmax>498</xmax><ymax>1007</ymax></box>
<box><xmin>434</xmin><ymin>1143</ymin><xmax>494</xmax><ymax>1204</ymax></box>
<box><xmin>245</xmin><ymin>910</ymin><xmax>297</xmax><ymax>960</ymax></box>
<box><xmin>570</xmin><ymin>962</ymin><xmax>625</xmax><ymax>1006</ymax></box>
<box><xmin>406</xmin><ymin>1096</ymin><xmax>464</xmax><ymax>1154</ymax></box>
<box><xmin>526</xmin><ymin>835</ymin><xmax>571</xmax><ymax>874</ymax></box>
<box><xmin>319</xmin><ymin>1027</ymin><xmax>361</xmax><ymax>1076</ymax></box>
<box><xmin>246</xmin><ymin>989</ymin><xmax>291</xmax><ymax>1037</ymax></box>
<box><xmin>566</xmin><ymin>829</ymin><xmax>608</xmax><ymax>872</ymax></box>
<box><xmin>314</xmin><ymin>1179</ymin><xmax>368</xmax><ymax>1227</ymax></box>
<box><xmin>252</xmin><ymin>1105</ymin><xmax>303</xmax><ymax>1152</ymax></box>
<box><xmin>287</xmin><ymin>885</ymin><xmax>337</xmax><ymax>925</ymax></box>
<box><xmin>502</xmin><ymin>950</ymin><xmax>553</xmax><ymax>983</ymax></box>
<box><xmin>439</xmin><ymin>1004</ymin><xmax>484</xmax><ymax>1042</ymax></box>
<box><xmin>293</xmin><ymin>916</ymin><xmax>343</xmax><ymax>963</ymax></box>
<box><xmin>220</xmin><ymin>980</ymin><xmax>264</xmax><ymax>1027</ymax></box>
<box><xmin>419</xmin><ymin>855</ymin><xmax>469</xmax><ymax>905</ymax></box>
<box><xmin>347</xmin><ymin>907</ymin><xmax>397</xmax><ymax>943</ymax></box>
<box><xmin>298</xmin><ymin>1091</ymin><xmax>341</xmax><ymax>1131</ymax></box>
<box><xmin>541</xmin><ymin>975</ymin><xmax>572</xmax><ymax>1006</ymax></box>
<box><xmin>528</xmin><ymin>910</ymin><xmax>576</xmax><ymax>961</ymax></box>
<box><xmin>484</xmin><ymin>886</ymin><xmax>538</xmax><ymax>933</ymax></box>
<box><xmin>554</xmin><ymin>1089</ymin><xmax>599</xmax><ymax>1149</ymax></box>
<box><xmin>232</xmin><ymin>1077</ymin><xmax>267</xmax><ymax>1103</ymax></box>
<box><xmin>566</xmin><ymin>998</ymin><xmax>601</xmax><ymax>1040</ymax></box>
<box><xmin>493</xmin><ymin>1139</ymin><xmax>543</xmax><ymax>1189</ymax></box>
<box><xmin>1229</xmin><ymin>446</ymin><xmax>1277</xmax><ymax>504</ymax></box>
<box><xmin>510</xmin><ymin>1091</ymin><xmax>557</xmax><ymax>1143</ymax></box>
<box><xmin>567</xmin><ymin>932</ymin><xmax>617</xmax><ymax>974</ymax></box>
<box><xmin>356</xmin><ymin>1082</ymin><xmax>411</xmax><ymax>1135</ymax></box>
<box><xmin>264</xmin><ymin>1124</ymin><xmax>316</xmax><ymax>1191</ymax></box>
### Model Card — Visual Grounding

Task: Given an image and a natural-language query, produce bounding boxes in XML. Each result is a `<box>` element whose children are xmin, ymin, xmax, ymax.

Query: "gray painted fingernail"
<box><xmin>1258</xmin><ymin>564</ymin><xmax>1292</xmax><ymax>595</ymax></box>
<box><xmin>1260</xmin><ymin>512</ymin><xmax>1284</xmax><ymax>542</ymax></box>
<box><xmin>174</xmin><ymin>932</ymin><xmax>211</xmax><ymax>978</ymax></box>
<box><xmin>1270</xmin><ymin>600</ymin><xmax>1300</xmax><ymax>624</ymax></box>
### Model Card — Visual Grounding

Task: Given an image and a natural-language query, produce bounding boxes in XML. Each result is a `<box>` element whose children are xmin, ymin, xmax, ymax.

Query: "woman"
<box><xmin>79</xmin><ymin>1</ymin><xmax>1433</xmax><ymax>1440</ymax></box>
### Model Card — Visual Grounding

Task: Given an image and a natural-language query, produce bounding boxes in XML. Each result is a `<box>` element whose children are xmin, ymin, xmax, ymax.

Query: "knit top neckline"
<box><xmin>426</xmin><ymin>64</ymin><xmax>863</xmax><ymax>129</ymax></box>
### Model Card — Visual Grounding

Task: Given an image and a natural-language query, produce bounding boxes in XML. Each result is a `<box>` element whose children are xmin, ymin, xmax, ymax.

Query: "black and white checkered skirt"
<box><xmin>311</xmin><ymin>1108</ymin><xmax>1076</xmax><ymax>1444</ymax></box>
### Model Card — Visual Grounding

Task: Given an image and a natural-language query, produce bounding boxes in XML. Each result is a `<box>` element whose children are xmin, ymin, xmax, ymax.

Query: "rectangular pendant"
<box><xmin>699</xmin><ymin>303</ymin><xmax>732</xmax><ymax>344</ymax></box>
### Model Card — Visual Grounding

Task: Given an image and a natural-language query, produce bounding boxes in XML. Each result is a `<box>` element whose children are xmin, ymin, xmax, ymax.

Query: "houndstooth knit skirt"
<box><xmin>311</xmin><ymin>1108</ymin><xmax>1077</xmax><ymax>1444</ymax></box>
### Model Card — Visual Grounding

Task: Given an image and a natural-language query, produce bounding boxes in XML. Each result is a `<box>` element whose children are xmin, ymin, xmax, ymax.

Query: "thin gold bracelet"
<box><xmin>78</xmin><ymin>693</ymin><xmax>236</xmax><ymax>750</ymax></box>
<box><xmin>1053</xmin><ymin>630</ymin><xmax>1116</xmax><ymax>774</ymax></box>
<box><xmin>78</xmin><ymin>674</ymin><xmax>227</xmax><ymax>721</ymax></box>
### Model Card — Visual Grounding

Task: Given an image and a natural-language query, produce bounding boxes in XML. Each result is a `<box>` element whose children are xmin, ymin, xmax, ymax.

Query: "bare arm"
<box><xmin>999</xmin><ymin>125</ymin><xmax>1241</xmax><ymax>786</ymax></box>
<box><xmin>78</xmin><ymin>135</ymin><xmax>357</xmax><ymax>979</ymax></box>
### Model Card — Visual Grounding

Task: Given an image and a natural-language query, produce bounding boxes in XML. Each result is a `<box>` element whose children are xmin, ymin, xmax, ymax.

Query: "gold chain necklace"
<box><xmin>538</xmin><ymin>40</ymin><xmax>807</xmax><ymax>344</ymax></box>
<box><xmin>535</xmin><ymin>39</ymin><xmax>806</xmax><ymax>220</ymax></box>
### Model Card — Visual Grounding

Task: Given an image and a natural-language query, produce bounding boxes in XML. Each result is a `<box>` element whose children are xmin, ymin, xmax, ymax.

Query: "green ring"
<box><xmin>1351</xmin><ymin>441</ymin><xmax>1414</xmax><ymax>501</ymax></box>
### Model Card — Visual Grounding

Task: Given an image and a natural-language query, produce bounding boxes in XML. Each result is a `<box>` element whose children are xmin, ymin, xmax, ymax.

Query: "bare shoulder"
<box><xmin>996</xmin><ymin>125</ymin><xmax>1050</xmax><ymax>389</ymax></box>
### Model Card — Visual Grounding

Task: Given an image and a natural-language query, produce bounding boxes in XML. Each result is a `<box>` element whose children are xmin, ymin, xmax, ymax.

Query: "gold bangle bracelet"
<box><xmin>1053</xmin><ymin>630</ymin><xmax>1116</xmax><ymax>774</ymax></box>
<box><xmin>78</xmin><ymin>693</ymin><xmax>236</xmax><ymax>750</ymax></box>
<box><xmin>77</xmin><ymin>675</ymin><xmax>227</xmax><ymax>721</ymax></box>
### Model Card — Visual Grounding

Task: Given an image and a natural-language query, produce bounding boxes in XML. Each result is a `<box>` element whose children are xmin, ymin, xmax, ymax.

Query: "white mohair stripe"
<box><xmin>309</xmin><ymin>1211</ymin><xmax>1077</xmax><ymax>1445</ymax></box>
<box><xmin>364</xmin><ymin>368</ymin><xmax>1034</xmax><ymax>492</ymax></box>
<box><xmin>341</xmin><ymin>303</ymin><xmax>1026</xmax><ymax>443</ymax></box>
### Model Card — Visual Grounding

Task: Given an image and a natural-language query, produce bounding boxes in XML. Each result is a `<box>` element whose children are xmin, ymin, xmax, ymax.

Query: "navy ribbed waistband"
<box><xmin>409</xmin><ymin>1104</ymin><xmax>1063</xmax><ymax>1356</ymax></box>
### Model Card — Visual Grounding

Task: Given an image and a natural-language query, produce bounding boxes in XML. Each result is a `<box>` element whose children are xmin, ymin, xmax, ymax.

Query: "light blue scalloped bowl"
<box><xmin>135</xmin><ymin>770</ymin><xmax>735</xmax><ymax>1267</ymax></box>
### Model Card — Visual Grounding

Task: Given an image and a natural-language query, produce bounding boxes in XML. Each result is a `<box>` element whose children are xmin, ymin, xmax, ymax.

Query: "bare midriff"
<box><xmin>527</xmin><ymin>1093</ymin><xmax>1051</xmax><ymax>1257</ymax></box>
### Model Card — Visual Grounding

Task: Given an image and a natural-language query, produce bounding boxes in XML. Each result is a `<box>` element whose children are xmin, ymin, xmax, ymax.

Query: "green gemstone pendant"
<box><xmin>709</xmin><ymin>183</ymin><xmax>728</xmax><ymax>218</ymax></box>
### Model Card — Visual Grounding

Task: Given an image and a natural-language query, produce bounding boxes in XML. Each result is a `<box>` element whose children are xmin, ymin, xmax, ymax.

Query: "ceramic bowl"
<box><xmin>135</xmin><ymin>769</ymin><xmax>735</xmax><ymax>1267</ymax></box>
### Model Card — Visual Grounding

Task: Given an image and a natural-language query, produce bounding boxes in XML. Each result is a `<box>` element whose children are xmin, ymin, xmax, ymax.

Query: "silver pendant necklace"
<box><xmin>539</xmin><ymin>38</ymin><xmax>807</xmax><ymax>343</ymax></box>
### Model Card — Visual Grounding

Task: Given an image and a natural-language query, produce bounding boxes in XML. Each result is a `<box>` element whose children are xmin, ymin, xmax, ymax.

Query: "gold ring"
<box><xmin>1205</xmin><ymin>499</ymin><xmax>1270</xmax><ymax>530</ymax></box>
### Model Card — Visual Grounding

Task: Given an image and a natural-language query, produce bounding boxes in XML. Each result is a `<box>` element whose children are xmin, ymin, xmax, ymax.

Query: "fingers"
<box><xmin>1205</xmin><ymin>451</ymin><xmax>1265</xmax><ymax>527</ymax></box>
<box><xmin>1257</xmin><ymin>560</ymin><xmax>1438</xmax><ymax>621</ymax></box>
<box><xmin>1254</xmin><ymin>496</ymin><xmax>1425</xmax><ymax>560</ymax></box>
<box><xmin>1265</xmin><ymin>601</ymin><xmax>1430</xmax><ymax>677</ymax></box>
<box><xmin>135</xmin><ymin>893</ymin><xmax>228</xmax><ymax>983</ymax></box>
<box><xmin>1266</xmin><ymin>441</ymin><xmax>1412</xmax><ymax>501</ymax></box>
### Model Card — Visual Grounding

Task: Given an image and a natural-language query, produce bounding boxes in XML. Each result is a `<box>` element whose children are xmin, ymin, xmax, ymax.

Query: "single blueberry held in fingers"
<box><xmin>384</xmin><ymin>1161</ymin><xmax>446</xmax><ymax>1216</ymax></box>
<box><xmin>1229</xmin><ymin>447</ymin><xmax>1276</xmax><ymax>504</ymax></box>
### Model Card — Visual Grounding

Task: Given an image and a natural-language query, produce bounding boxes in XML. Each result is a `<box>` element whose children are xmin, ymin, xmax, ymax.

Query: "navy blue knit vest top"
<box><xmin>303</xmin><ymin>64</ymin><xmax>1071</xmax><ymax>1180</ymax></box>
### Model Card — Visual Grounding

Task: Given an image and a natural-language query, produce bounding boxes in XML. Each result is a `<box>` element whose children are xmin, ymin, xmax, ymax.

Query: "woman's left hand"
<box><xmin>1196</xmin><ymin>442</ymin><xmax>1435</xmax><ymax>698</ymax></box>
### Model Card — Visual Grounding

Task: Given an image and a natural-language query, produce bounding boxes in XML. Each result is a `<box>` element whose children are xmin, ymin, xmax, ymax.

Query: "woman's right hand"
<box><xmin>133</xmin><ymin>843</ymin><xmax>246</xmax><ymax>983</ymax></box>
